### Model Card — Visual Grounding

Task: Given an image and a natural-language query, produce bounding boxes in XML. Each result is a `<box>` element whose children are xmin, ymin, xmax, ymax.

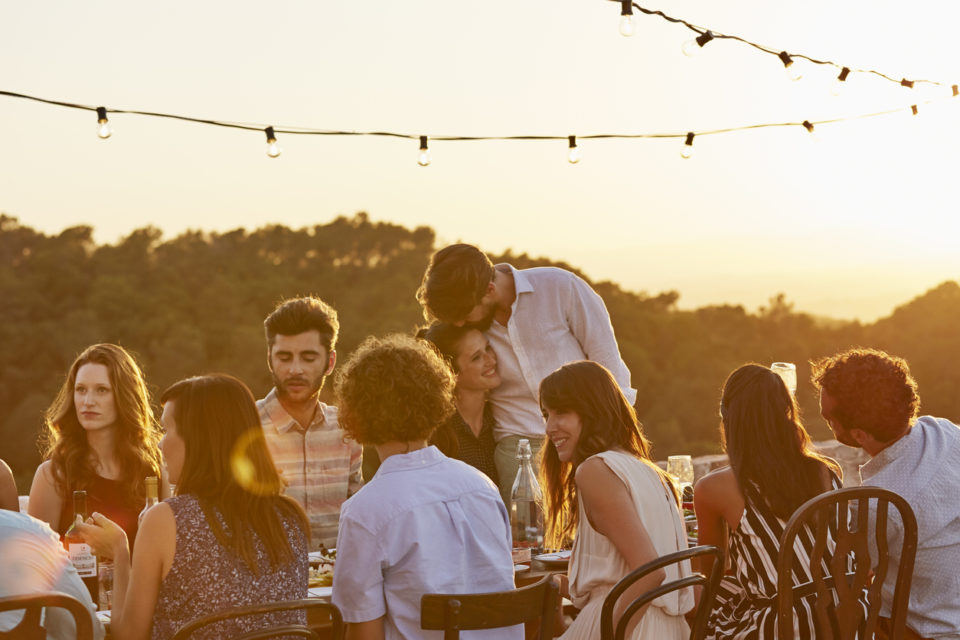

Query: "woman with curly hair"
<box><xmin>332</xmin><ymin>334</ymin><xmax>519</xmax><ymax>640</ymax></box>
<box><xmin>77</xmin><ymin>374</ymin><xmax>310</xmax><ymax>640</ymax></box>
<box><xmin>418</xmin><ymin>322</ymin><xmax>500</xmax><ymax>485</ymax></box>
<box><xmin>540</xmin><ymin>360</ymin><xmax>692</xmax><ymax>640</ymax></box>
<box><xmin>695</xmin><ymin>363</ymin><xmax>852</xmax><ymax>639</ymax></box>
<box><xmin>29</xmin><ymin>343</ymin><xmax>166</xmax><ymax>548</ymax></box>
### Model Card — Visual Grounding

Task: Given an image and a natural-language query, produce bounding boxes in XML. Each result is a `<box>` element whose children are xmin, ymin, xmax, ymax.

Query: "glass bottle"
<box><xmin>138</xmin><ymin>476</ymin><xmax>159</xmax><ymax>527</ymax></box>
<box><xmin>64</xmin><ymin>490</ymin><xmax>99</xmax><ymax>605</ymax></box>
<box><xmin>510</xmin><ymin>438</ymin><xmax>544</xmax><ymax>562</ymax></box>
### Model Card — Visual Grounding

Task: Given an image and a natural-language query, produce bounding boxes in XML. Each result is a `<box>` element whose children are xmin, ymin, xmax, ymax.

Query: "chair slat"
<box><xmin>0</xmin><ymin>592</ymin><xmax>94</xmax><ymax>640</ymax></box>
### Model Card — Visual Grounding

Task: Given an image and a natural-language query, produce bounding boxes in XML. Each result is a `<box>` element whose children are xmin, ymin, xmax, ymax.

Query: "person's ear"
<box><xmin>325</xmin><ymin>350</ymin><xmax>337</xmax><ymax>376</ymax></box>
<box><xmin>266</xmin><ymin>347</ymin><xmax>274</xmax><ymax>373</ymax></box>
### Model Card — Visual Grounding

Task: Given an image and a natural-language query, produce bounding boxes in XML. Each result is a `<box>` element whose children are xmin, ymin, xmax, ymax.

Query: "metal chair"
<box><xmin>421</xmin><ymin>573</ymin><xmax>560</xmax><ymax>640</ymax></box>
<box><xmin>0</xmin><ymin>591</ymin><xmax>95</xmax><ymax>640</ymax></box>
<box><xmin>600</xmin><ymin>545</ymin><xmax>723</xmax><ymax>640</ymax></box>
<box><xmin>170</xmin><ymin>599</ymin><xmax>343</xmax><ymax>640</ymax></box>
<box><xmin>775</xmin><ymin>486</ymin><xmax>918</xmax><ymax>640</ymax></box>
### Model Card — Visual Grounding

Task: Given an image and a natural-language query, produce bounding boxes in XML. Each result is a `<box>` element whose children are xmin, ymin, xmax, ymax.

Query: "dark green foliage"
<box><xmin>1</xmin><ymin>214</ymin><xmax>957</xmax><ymax>490</ymax></box>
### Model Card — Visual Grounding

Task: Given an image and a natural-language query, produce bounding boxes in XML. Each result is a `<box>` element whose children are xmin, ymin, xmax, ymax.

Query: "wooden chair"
<box><xmin>775</xmin><ymin>486</ymin><xmax>918</xmax><ymax>640</ymax></box>
<box><xmin>421</xmin><ymin>573</ymin><xmax>560</xmax><ymax>640</ymax></box>
<box><xmin>170</xmin><ymin>599</ymin><xmax>343</xmax><ymax>640</ymax></box>
<box><xmin>0</xmin><ymin>591</ymin><xmax>94</xmax><ymax>640</ymax></box>
<box><xmin>600</xmin><ymin>545</ymin><xmax>723</xmax><ymax>640</ymax></box>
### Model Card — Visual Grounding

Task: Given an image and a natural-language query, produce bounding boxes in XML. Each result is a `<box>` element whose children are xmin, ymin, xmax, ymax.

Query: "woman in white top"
<box><xmin>539</xmin><ymin>361</ymin><xmax>692</xmax><ymax>639</ymax></box>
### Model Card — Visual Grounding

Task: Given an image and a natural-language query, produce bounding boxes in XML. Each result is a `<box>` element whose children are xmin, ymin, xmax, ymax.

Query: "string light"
<box><xmin>681</xmin><ymin>30</ymin><xmax>713</xmax><ymax>57</ymax></box>
<box><xmin>953</xmin><ymin>85</ymin><xmax>959</xmax><ymax>97</ymax></box>
<box><xmin>778</xmin><ymin>51</ymin><xmax>803</xmax><ymax>82</ymax></box>
<box><xmin>96</xmin><ymin>107</ymin><xmax>112</xmax><ymax>139</ymax></box>
<box><xmin>567</xmin><ymin>135</ymin><xmax>581</xmax><ymax>164</ymax></box>
<box><xmin>618</xmin><ymin>0</ymin><xmax>635</xmax><ymax>37</ymax></box>
<box><xmin>264</xmin><ymin>126</ymin><xmax>281</xmax><ymax>158</ymax></box>
<box><xmin>417</xmin><ymin>136</ymin><xmax>431</xmax><ymax>166</ymax></box>
<box><xmin>901</xmin><ymin>79</ymin><xmax>915</xmax><ymax>89</ymax></box>
<box><xmin>680</xmin><ymin>132</ymin><xmax>695</xmax><ymax>159</ymax></box>
<box><xmin>911</xmin><ymin>104</ymin><xmax>919</xmax><ymax>116</ymax></box>
<box><xmin>802</xmin><ymin>120</ymin><xmax>815</xmax><ymax>134</ymax></box>
<box><xmin>831</xmin><ymin>67</ymin><xmax>851</xmax><ymax>97</ymax></box>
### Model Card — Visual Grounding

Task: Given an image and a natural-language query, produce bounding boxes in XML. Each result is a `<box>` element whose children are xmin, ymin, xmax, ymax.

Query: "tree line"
<box><xmin>2</xmin><ymin>213</ymin><xmax>958</xmax><ymax>490</ymax></box>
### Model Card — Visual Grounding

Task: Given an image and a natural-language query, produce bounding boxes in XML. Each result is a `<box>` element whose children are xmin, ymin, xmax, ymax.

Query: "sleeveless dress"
<box><xmin>150</xmin><ymin>494</ymin><xmax>308</xmax><ymax>640</ymax></box>
<box><xmin>705</xmin><ymin>475</ymin><xmax>865</xmax><ymax>639</ymax></box>
<box><xmin>561</xmin><ymin>451</ymin><xmax>693</xmax><ymax>640</ymax></box>
<box><xmin>58</xmin><ymin>475</ymin><xmax>141</xmax><ymax>551</ymax></box>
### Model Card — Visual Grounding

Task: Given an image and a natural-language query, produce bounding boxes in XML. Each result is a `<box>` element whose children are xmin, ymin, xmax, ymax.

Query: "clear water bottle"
<box><xmin>510</xmin><ymin>438</ymin><xmax>544</xmax><ymax>563</ymax></box>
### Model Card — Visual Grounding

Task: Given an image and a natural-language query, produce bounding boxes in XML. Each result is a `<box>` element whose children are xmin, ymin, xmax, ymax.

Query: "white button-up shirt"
<box><xmin>332</xmin><ymin>446</ymin><xmax>521</xmax><ymax>640</ymax></box>
<box><xmin>486</xmin><ymin>264</ymin><xmax>636</xmax><ymax>440</ymax></box>
<box><xmin>858</xmin><ymin>416</ymin><xmax>960</xmax><ymax>639</ymax></box>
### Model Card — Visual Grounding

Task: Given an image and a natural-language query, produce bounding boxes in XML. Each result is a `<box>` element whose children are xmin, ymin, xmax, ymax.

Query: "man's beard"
<box><xmin>274</xmin><ymin>371</ymin><xmax>325</xmax><ymax>402</ymax></box>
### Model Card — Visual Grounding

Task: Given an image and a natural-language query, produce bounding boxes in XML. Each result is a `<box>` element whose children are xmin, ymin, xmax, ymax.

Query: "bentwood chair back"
<box><xmin>0</xmin><ymin>591</ymin><xmax>94</xmax><ymax>640</ymax></box>
<box><xmin>775</xmin><ymin>486</ymin><xmax>918</xmax><ymax>640</ymax></box>
<box><xmin>599</xmin><ymin>545</ymin><xmax>723</xmax><ymax>640</ymax></box>
<box><xmin>420</xmin><ymin>573</ymin><xmax>560</xmax><ymax>640</ymax></box>
<box><xmin>170</xmin><ymin>599</ymin><xmax>343</xmax><ymax>640</ymax></box>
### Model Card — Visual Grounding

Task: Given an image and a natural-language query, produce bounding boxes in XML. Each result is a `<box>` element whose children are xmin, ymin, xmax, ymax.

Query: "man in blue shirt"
<box><xmin>813</xmin><ymin>347</ymin><xmax>960</xmax><ymax>640</ymax></box>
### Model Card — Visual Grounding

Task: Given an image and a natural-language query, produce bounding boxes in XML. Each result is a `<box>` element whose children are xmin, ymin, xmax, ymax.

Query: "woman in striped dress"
<box><xmin>694</xmin><ymin>364</ymin><xmax>846</xmax><ymax>639</ymax></box>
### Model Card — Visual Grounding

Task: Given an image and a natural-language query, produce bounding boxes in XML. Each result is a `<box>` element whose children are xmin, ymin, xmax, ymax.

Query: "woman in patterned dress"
<box><xmin>694</xmin><ymin>364</ymin><xmax>846</xmax><ymax>639</ymax></box>
<box><xmin>78</xmin><ymin>374</ymin><xmax>310</xmax><ymax>640</ymax></box>
<box><xmin>540</xmin><ymin>361</ymin><xmax>693</xmax><ymax>639</ymax></box>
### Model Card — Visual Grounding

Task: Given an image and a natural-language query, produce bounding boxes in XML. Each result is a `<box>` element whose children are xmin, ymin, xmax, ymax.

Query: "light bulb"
<box><xmin>680</xmin><ymin>132</ymin><xmax>695</xmax><ymax>159</ymax></box>
<box><xmin>682</xmin><ymin>31</ymin><xmax>713</xmax><ymax>57</ymax></box>
<box><xmin>95</xmin><ymin>107</ymin><xmax>112</xmax><ymax>139</ymax></box>
<box><xmin>801</xmin><ymin>120</ymin><xmax>817</xmax><ymax>141</ymax></box>
<box><xmin>567</xmin><ymin>136</ymin><xmax>580</xmax><ymax>164</ymax></box>
<box><xmin>831</xmin><ymin>66</ymin><xmax>850</xmax><ymax>96</ymax></box>
<box><xmin>619</xmin><ymin>14</ymin><xmax>635</xmax><ymax>37</ymax></box>
<box><xmin>418</xmin><ymin>136</ymin><xmax>431</xmax><ymax>166</ymax></box>
<box><xmin>779</xmin><ymin>51</ymin><xmax>802</xmax><ymax>82</ymax></box>
<box><xmin>264</xmin><ymin>126</ymin><xmax>281</xmax><ymax>158</ymax></box>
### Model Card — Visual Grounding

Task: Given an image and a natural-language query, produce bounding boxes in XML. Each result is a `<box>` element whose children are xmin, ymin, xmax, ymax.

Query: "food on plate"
<box><xmin>309</xmin><ymin>565</ymin><xmax>333</xmax><ymax>587</ymax></box>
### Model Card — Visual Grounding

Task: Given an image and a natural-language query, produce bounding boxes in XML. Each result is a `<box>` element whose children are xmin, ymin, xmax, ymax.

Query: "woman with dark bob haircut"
<box><xmin>29</xmin><ymin>343</ymin><xmax>166</xmax><ymax>549</ymax></box>
<box><xmin>332</xmin><ymin>334</ymin><xmax>519</xmax><ymax>640</ymax></box>
<box><xmin>78</xmin><ymin>374</ymin><xmax>310</xmax><ymax>640</ymax></box>
<box><xmin>540</xmin><ymin>360</ymin><xmax>692</xmax><ymax>640</ymax></box>
<box><xmin>695</xmin><ymin>363</ymin><xmax>855</xmax><ymax>640</ymax></box>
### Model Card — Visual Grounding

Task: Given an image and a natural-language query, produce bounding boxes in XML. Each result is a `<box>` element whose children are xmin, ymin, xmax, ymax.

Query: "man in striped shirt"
<box><xmin>257</xmin><ymin>296</ymin><xmax>363</xmax><ymax>549</ymax></box>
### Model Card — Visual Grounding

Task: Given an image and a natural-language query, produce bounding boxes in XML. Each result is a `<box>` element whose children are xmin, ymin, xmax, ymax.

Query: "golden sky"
<box><xmin>1</xmin><ymin>0</ymin><xmax>957</xmax><ymax>320</ymax></box>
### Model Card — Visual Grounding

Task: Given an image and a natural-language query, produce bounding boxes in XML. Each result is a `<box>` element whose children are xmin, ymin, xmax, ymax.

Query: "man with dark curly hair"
<box><xmin>417</xmin><ymin>243</ymin><xmax>635</xmax><ymax>504</ymax></box>
<box><xmin>812</xmin><ymin>347</ymin><xmax>960</xmax><ymax>640</ymax></box>
<box><xmin>331</xmin><ymin>334</ymin><xmax>520</xmax><ymax>640</ymax></box>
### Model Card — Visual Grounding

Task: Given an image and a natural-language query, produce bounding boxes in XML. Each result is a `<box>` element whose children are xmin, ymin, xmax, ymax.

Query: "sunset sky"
<box><xmin>2</xmin><ymin>0</ymin><xmax>958</xmax><ymax>320</ymax></box>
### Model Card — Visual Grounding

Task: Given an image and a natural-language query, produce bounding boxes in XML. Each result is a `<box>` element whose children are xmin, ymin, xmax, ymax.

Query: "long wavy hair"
<box><xmin>721</xmin><ymin>364</ymin><xmax>839</xmax><ymax>520</ymax></box>
<box><xmin>40</xmin><ymin>343</ymin><xmax>163</xmax><ymax>515</ymax></box>
<box><xmin>161</xmin><ymin>374</ymin><xmax>309</xmax><ymax>574</ymax></box>
<box><xmin>538</xmin><ymin>360</ymin><xmax>673</xmax><ymax>549</ymax></box>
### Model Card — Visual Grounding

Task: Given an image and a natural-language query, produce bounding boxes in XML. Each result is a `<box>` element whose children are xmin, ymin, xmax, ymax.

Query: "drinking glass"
<box><xmin>771</xmin><ymin>362</ymin><xmax>797</xmax><ymax>395</ymax></box>
<box><xmin>98</xmin><ymin>562</ymin><xmax>113</xmax><ymax>611</ymax></box>
<box><xmin>667</xmin><ymin>455</ymin><xmax>694</xmax><ymax>499</ymax></box>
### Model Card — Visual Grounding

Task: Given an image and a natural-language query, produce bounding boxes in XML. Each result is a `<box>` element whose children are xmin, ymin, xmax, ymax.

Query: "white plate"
<box><xmin>308</xmin><ymin>551</ymin><xmax>336</xmax><ymax>564</ymax></box>
<box><xmin>535</xmin><ymin>550</ymin><xmax>572</xmax><ymax>564</ymax></box>
<box><xmin>308</xmin><ymin>586</ymin><xmax>333</xmax><ymax>598</ymax></box>
<box><xmin>514</xmin><ymin>564</ymin><xmax>530</xmax><ymax>573</ymax></box>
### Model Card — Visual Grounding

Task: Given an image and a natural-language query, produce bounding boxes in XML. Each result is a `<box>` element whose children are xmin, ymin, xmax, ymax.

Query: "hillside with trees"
<box><xmin>2</xmin><ymin>213</ymin><xmax>958</xmax><ymax>490</ymax></box>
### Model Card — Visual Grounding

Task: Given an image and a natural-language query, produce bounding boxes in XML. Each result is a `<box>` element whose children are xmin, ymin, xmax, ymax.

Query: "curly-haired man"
<box><xmin>417</xmin><ymin>243</ymin><xmax>635</xmax><ymax>503</ymax></box>
<box><xmin>332</xmin><ymin>334</ymin><xmax>519</xmax><ymax>640</ymax></box>
<box><xmin>812</xmin><ymin>347</ymin><xmax>960</xmax><ymax>640</ymax></box>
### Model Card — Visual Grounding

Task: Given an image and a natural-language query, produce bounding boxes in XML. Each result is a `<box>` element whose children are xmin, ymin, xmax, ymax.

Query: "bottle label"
<box><xmin>68</xmin><ymin>543</ymin><xmax>97</xmax><ymax>577</ymax></box>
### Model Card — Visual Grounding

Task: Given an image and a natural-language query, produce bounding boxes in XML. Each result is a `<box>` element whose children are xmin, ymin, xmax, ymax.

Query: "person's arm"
<box><xmin>78</xmin><ymin>504</ymin><xmax>173</xmax><ymax>640</ymax></box>
<box><xmin>27</xmin><ymin>461</ymin><xmax>63</xmax><ymax>531</ymax></box>
<box><xmin>564</xmin><ymin>275</ymin><xmax>636</xmax><ymax>404</ymax></box>
<box><xmin>348</xmin><ymin>441</ymin><xmax>364</xmax><ymax>495</ymax></box>
<box><xmin>0</xmin><ymin>459</ymin><xmax>19</xmax><ymax>511</ymax></box>
<box><xmin>345</xmin><ymin>618</ymin><xmax>385</xmax><ymax>640</ymax></box>
<box><xmin>693</xmin><ymin>468</ymin><xmax>741</xmax><ymax>581</ymax></box>
<box><xmin>576</xmin><ymin>457</ymin><xmax>664</xmax><ymax>631</ymax></box>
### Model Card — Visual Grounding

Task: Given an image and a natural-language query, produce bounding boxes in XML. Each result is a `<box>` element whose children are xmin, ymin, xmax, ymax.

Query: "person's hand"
<box><xmin>76</xmin><ymin>512</ymin><xmax>128</xmax><ymax>561</ymax></box>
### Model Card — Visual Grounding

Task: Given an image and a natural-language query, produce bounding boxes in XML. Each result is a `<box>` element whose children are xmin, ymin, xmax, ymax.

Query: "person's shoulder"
<box><xmin>694</xmin><ymin>466</ymin><xmax>736</xmax><ymax>499</ymax></box>
<box><xmin>0</xmin><ymin>509</ymin><xmax>61</xmax><ymax>545</ymax></box>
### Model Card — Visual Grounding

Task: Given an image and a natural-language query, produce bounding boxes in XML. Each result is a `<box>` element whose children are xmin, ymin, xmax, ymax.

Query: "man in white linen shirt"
<box><xmin>417</xmin><ymin>243</ymin><xmax>636</xmax><ymax>503</ymax></box>
<box><xmin>813</xmin><ymin>347</ymin><xmax>960</xmax><ymax>640</ymax></box>
<box><xmin>332</xmin><ymin>335</ymin><xmax>520</xmax><ymax>640</ymax></box>
<box><xmin>0</xmin><ymin>509</ymin><xmax>104</xmax><ymax>640</ymax></box>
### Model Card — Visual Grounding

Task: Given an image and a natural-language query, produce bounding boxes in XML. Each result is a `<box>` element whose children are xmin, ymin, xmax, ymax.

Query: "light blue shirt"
<box><xmin>486</xmin><ymin>265</ymin><xmax>636</xmax><ymax>441</ymax></box>
<box><xmin>332</xmin><ymin>446</ymin><xmax>522</xmax><ymax>640</ymax></box>
<box><xmin>0</xmin><ymin>510</ymin><xmax>104</xmax><ymax>640</ymax></box>
<box><xmin>859</xmin><ymin>416</ymin><xmax>960</xmax><ymax>639</ymax></box>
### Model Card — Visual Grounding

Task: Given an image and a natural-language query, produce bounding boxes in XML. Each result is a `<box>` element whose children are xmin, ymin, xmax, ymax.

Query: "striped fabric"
<box><xmin>257</xmin><ymin>389</ymin><xmax>363</xmax><ymax>549</ymax></box>
<box><xmin>705</xmin><ymin>475</ymin><xmax>865</xmax><ymax>639</ymax></box>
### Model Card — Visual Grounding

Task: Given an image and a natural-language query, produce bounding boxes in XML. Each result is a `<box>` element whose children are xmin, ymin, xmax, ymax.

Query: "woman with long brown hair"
<box><xmin>77</xmin><ymin>374</ymin><xmax>310</xmax><ymax>640</ymax></box>
<box><xmin>694</xmin><ymin>363</ymin><xmax>846</xmax><ymax>639</ymax></box>
<box><xmin>540</xmin><ymin>360</ymin><xmax>692</xmax><ymax>640</ymax></box>
<box><xmin>29</xmin><ymin>343</ymin><xmax>165</xmax><ymax>547</ymax></box>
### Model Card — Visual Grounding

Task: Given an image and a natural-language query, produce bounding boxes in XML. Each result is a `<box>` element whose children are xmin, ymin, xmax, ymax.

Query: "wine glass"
<box><xmin>667</xmin><ymin>455</ymin><xmax>694</xmax><ymax>500</ymax></box>
<box><xmin>771</xmin><ymin>362</ymin><xmax>797</xmax><ymax>395</ymax></box>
